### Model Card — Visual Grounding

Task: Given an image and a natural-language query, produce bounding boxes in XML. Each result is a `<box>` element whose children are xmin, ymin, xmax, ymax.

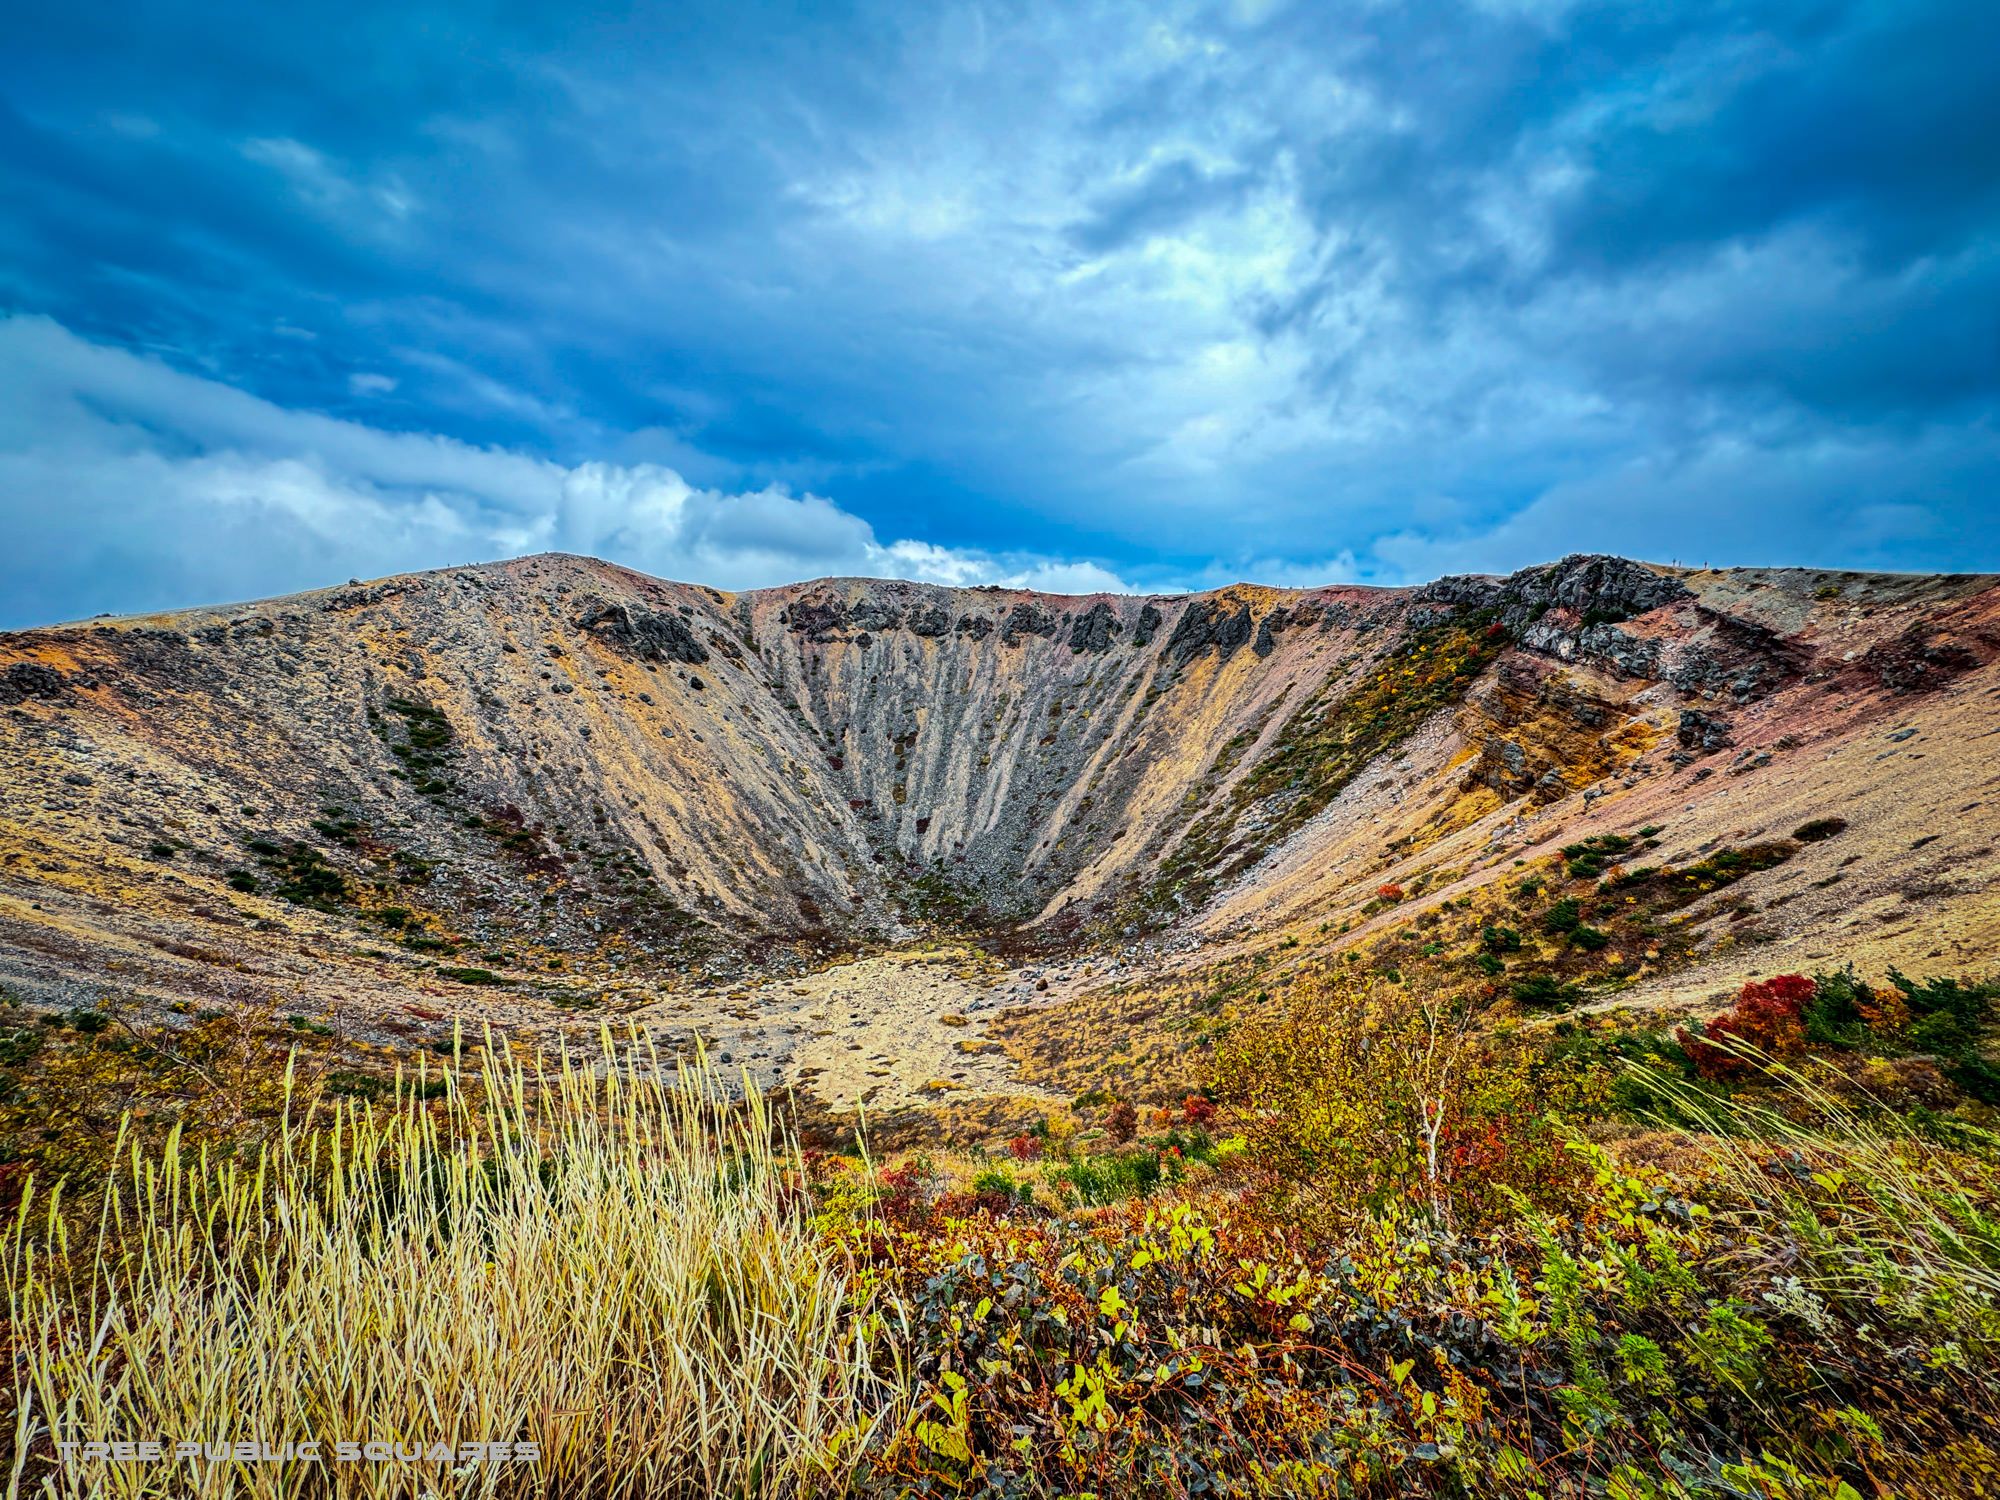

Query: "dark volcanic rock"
<box><xmin>1423</xmin><ymin>555</ymin><xmax>1688</xmax><ymax>636</ymax></box>
<box><xmin>1468</xmin><ymin>734</ymin><xmax>1541</xmax><ymax>798</ymax></box>
<box><xmin>1067</xmin><ymin>603</ymin><xmax>1121</xmax><ymax>654</ymax></box>
<box><xmin>1666</xmin><ymin>612</ymin><xmax>1806</xmax><ymax>703</ymax></box>
<box><xmin>0</xmin><ymin>662</ymin><xmax>66</xmax><ymax>704</ymax></box>
<box><xmin>576</xmin><ymin>601</ymin><xmax>711</xmax><ymax>665</ymax></box>
<box><xmin>1132</xmin><ymin>604</ymin><xmax>1164</xmax><ymax>647</ymax></box>
<box><xmin>1429</xmin><ymin>558</ymin><xmax>1819</xmax><ymax>704</ymax></box>
<box><xmin>1575</xmin><ymin>623</ymin><xmax>1662</xmax><ymax>678</ymax></box>
<box><xmin>1164</xmin><ymin>601</ymin><xmax>1254</xmax><ymax>665</ymax></box>
<box><xmin>956</xmin><ymin>614</ymin><xmax>994</xmax><ymax>641</ymax></box>
<box><xmin>909</xmin><ymin>604</ymin><xmax>952</xmax><ymax>638</ymax></box>
<box><xmin>1861</xmin><ymin>627</ymin><xmax>1987</xmax><ymax>694</ymax></box>
<box><xmin>784</xmin><ymin>600</ymin><xmax>850</xmax><ymax>643</ymax></box>
<box><xmin>1001</xmin><ymin>604</ymin><xmax>1059</xmax><ymax>647</ymax></box>
<box><xmin>850</xmin><ymin>600</ymin><xmax>905</xmax><ymax>632</ymax></box>
<box><xmin>1677</xmin><ymin>709</ymin><xmax>1735</xmax><ymax>753</ymax></box>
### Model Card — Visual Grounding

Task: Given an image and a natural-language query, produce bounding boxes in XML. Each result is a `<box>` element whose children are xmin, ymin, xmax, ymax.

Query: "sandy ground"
<box><xmin>623</xmin><ymin>944</ymin><xmax>1114</xmax><ymax>1110</ymax></box>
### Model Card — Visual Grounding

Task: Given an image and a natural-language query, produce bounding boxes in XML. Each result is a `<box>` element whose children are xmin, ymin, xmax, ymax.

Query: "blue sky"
<box><xmin>2</xmin><ymin>0</ymin><xmax>1996</xmax><ymax>626</ymax></box>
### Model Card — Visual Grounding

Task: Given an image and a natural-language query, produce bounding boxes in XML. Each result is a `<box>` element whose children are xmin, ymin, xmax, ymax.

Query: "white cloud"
<box><xmin>0</xmin><ymin>317</ymin><xmax>1132</xmax><ymax>626</ymax></box>
<box><xmin>240</xmin><ymin>136</ymin><xmax>416</xmax><ymax>226</ymax></box>
<box><xmin>1186</xmin><ymin>551</ymin><xmax>1368</xmax><ymax>590</ymax></box>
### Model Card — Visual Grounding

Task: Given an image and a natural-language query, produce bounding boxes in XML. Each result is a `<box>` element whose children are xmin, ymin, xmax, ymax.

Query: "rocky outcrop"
<box><xmin>1163</xmin><ymin>600</ymin><xmax>1254</xmax><ymax>665</ymax></box>
<box><xmin>1860</xmin><ymin>625</ymin><xmax>1991</xmax><ymax>694</ymax></box>
<box><xmin>1066</xmin><ymin>603</ymin><xmax>1121</xmax><ymax>654</ymax></box>
<box><xmin>1660</xmin><ymin>610</ymin><xmax>1808</xmax><ymax>703</ymax></box>
<box><xmin>782</xmin><ymin>599</ymin><xmax>850</xmax><ymax>642</ymax></box>
<box><xmin>1459</xmin><ymin>656</ymin><xmax>1631</xmax><ymax>802</ymax></box>
<box><xmin>0</xmin><ymin>661</ymin><xmax>66</xmax><ymax>704</ymax></box>
<box><xmin>1422</xmin><ymin>556</ymin><xmax>1830</xmax><ymax>705</ymax></box>
<box><xmin>576</xmin><ymin>600</ymin><xmax>711</xmax><ymax>665</ymax></box>
<box><xmin>1676</xmin><ymin>709</ymin><xmax>1735</xmax><ymax>754</ymax></box>
<box><xmin>1252</xmin><ymin>609</ymin><xmax>1289</xmax><ymax>658</ymax></box>
<box><xmin>1000</xmin><ymin>603</ymin><xmax>1059</xmax><ymax>646</ymax></box>
<box><xmin>850</xmin><ymin>600</ymin><xmax>905</xmax><ymax>633</ymax></box>
<box><xmin>1420</xmin><ymin>554</ymin><xmax>1688</xmax><ymax>635</ymax></box>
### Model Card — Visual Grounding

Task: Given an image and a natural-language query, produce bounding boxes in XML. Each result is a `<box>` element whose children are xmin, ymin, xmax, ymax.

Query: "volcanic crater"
<box><xmin>4</xmin><ymin>552</ymin><xmax>1998</xmax><ymax>1126</ymax></box>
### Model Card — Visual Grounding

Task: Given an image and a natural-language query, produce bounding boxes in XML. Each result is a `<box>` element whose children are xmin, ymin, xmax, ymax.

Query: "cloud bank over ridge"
<box><xmin>0</xmin><ymin>318</ymin><xmax>1129</xmax><ymax>625</ymax></box>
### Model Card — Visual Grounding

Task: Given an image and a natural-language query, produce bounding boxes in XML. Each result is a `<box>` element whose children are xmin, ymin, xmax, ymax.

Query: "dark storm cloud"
<box><xmin>0</xmin><ymin>0</ymin><xmax>1994</xmax><ymax>627</ymax></box>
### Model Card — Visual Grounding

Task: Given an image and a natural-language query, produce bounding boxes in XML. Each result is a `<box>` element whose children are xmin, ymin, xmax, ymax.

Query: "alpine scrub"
<box><xmin>6</xmin><ymin>967</ymin><xmax>2000</xmax><ymax>1499</ymax></box>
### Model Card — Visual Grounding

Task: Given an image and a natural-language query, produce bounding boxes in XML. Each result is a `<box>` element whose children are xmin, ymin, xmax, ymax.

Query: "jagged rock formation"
<box><xmin>2</xmin><ymin>553</ymin><xmax>1997</xmax><ymax>1029</ymax></box>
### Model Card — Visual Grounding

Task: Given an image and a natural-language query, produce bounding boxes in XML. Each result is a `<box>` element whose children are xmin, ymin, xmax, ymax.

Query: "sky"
<box><xmin>1</xmin><ymin>0</ymin><xmax>1996</xmax><ymax>627</ymax></box>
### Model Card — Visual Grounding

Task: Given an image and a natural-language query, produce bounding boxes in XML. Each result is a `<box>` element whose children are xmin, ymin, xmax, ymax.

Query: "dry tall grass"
<box><xmin>1642</xmin><ymin>1042</ymin><xmax>2000</xmax><ymax>1342</ymax></box>
<box><xmin>5</xmin><ymin>1030</ymin><xmax>899</xmax><ymax>1499</ymax></box>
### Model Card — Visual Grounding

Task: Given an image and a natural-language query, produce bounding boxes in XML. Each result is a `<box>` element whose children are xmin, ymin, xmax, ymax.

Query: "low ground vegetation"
<box><xmin>4</xmin><ymin>959</ymin><xmax>1998</xmax><ymax>1497</ymax></box>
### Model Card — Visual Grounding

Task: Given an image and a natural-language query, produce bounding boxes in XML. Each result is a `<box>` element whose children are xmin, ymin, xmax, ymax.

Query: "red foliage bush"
<box><xmin>1182</xmin><ymin>1094</ymin><xmax>1217</xmax><ymax>1126</ymax></box>
<box><xmin>1376</xmin><ymin>883</ymin><xmax>1406</xmax><ymax>902</ymax></box>
<box><xmin>1105</xmin><ymin>1099</ymin><xmax>1138</xmax><ymax>1144</ymax></box>
<box><xmin>934</xmin><ymin>1188</ymin><xmax>1025</xmax><ymax>1219</ymax></box>
<box><xmin>1006</xmin><ymin>1133</ymin><xmax>1043</xmax><ymax>1161</ymax></box>
<box><xmin>875</xmin><ymin>1162</ymin><xmax>927</xmax><ymax>1223</ymax></box>
<box><xmin>1680</xmin><ymin>973</ymin><xmax>1816</xmax><ymax>1078</ymax></box>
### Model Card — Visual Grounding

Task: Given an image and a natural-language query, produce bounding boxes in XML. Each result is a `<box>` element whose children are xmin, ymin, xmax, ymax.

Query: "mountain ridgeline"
<box><xmin>2</xmin><ymin>553</ymin><xmax>1998</xmax><ymax>1014</ymax></box>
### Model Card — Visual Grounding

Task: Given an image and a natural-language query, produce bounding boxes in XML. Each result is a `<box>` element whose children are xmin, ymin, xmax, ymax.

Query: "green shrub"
<box><xmin>322</xmin><ymin>1070</ymin><xmax>387</xmax><ymax>1100</ymax></box>
<box><xmin>1511</xmin><ymin>975</ymin><xmax>1577</xmax><ymax>1010</ymax></box>
<box><xmin>1801</xmin><ymin>967</ymin><xmax>1872</xmax><ymax>1046</ymax></box>
<box><xmin>1054</xmin><ymin>1148</ymin><xmax>1164</xmax><ymax>1206</ymax></box>
<box><xmin>1561</xmin><ymin>834</ymin><xmax>1635</xmax><ymax>880</ymax></box>
<box><xmin>1893</xmin><ymin>969</ymin><xmax>2000</xmax><ymax>1102</ymax></box>
<box><xmin>0</xmin><ymin>1026</ymin><xmax>46</xmax><ymax>1066</ymax></box>
<box><xmin>968</xmin><ymin>1165</ymin><xmax>1034</xmax><ymax>1206</ymax></box>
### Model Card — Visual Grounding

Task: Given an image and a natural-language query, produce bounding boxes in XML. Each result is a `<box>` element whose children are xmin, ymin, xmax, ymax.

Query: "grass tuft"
<box><xmin>5</xmin><ymin>1033</ymin><xmax>899</xmax><ymax>1497</ymax></box>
